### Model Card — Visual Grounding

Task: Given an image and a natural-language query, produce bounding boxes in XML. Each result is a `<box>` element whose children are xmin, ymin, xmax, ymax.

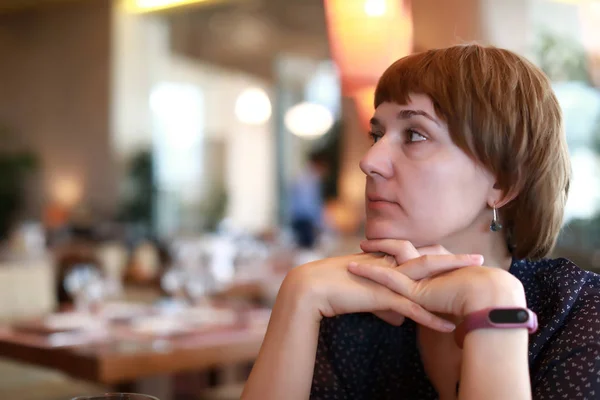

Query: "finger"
<box><xmin>398</xmin><ymin>254</ymin><xmax>484</xmax><ymax>280</ymax></box>
<box><xmin>373</xmin><ymin>310</ymin><xmax>406</xmax><ymax>326</ymax></box>
<box><xmin>360</xmin><ymin>239</ymin><xmax>420</xmax><ymax>264</ymax></box>
<box><xmin>416</xmin><ymin>244</ymin><xmax>451</xmax><ymax>256</ymax></box>
<box><xmin>349</xmin><ymin>253</ymin><xmax>482</xmax><ymax>290</ymax></box>
<box><xmin>348</xmin><ymin>262</ymin><xmax>413</xmax><ymax>297</ymax></box>
<box><xmin>383</xmin><ymin>292</ymin><xmax>456</xmax><ymax>332</ymax></box>
<box><xmin>349</xmin><ymin>264</ymin><xmax>455</xmax><ymax>332</ymax></box>
<box><xmin>350</xmin><ymin>252</ymin><xmax>397</xmax><ymax>268</ymax></box>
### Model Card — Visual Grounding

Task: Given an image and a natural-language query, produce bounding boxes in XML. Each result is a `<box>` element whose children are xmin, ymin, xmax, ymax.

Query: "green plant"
<box><xmin>534</xmin><ymin>30</ymin><xmax>591</xmax><ymax>83</ymax></box>
<box><xmin>118</xmin><ymin>149</ymin><xmax>156</xmax><ymax>231</ymax></box>
<box><xmin>0</xmin><ymin>125</ymin><xmax>38</xmax><ymax>239</ymax></box>
<box><xmin>198</xmin><ymin>184</ymin><xmax>228</xmax><ymax>232</ymax></box>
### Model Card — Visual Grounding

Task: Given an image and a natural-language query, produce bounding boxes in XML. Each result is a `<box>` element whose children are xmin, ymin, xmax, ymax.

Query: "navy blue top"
<box><xmin>310</xmin><ymin>258</ymin><xmax>600</xmax><ymax>399</ymax></box>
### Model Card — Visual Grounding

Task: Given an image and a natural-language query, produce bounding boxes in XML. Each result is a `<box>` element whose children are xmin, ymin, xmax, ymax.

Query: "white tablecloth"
<box><xmin>0</xmin><ymin>258</ymin><xmax>55</xmax><ymax>321</ymax></box>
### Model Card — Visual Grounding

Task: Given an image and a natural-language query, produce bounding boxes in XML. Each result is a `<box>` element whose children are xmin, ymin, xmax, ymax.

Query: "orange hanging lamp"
<box><xmin>324</xmin><ymin>0</ymin><xmax>413</xmax><ymax>128</ymax></box>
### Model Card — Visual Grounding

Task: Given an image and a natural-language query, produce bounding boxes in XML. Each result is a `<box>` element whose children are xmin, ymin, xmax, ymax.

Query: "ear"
<box><xmin>488</xmin><ymin>182</ymin><xmax>519</xmax><ymax>209</ymax></box>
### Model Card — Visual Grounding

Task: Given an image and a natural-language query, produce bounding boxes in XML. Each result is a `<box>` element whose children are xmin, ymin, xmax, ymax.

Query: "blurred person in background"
<box><xmin>288</xmin><ymin>151</ymin><xmax>329</xmax><ymax>250</ymax></box>
<box><xmin>243</xmin><ymin>44</ymin><xmax>600</xmax><ymax>400</ymax></box>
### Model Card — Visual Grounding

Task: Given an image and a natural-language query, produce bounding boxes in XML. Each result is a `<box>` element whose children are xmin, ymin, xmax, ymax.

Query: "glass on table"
<box><xmin>71</xmin><ymin>393</ymin><xmax>159</xmax><ymax>400</ymax></box>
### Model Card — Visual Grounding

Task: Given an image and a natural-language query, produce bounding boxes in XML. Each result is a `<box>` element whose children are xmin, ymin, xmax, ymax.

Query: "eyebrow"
<box><xmin>369</xmin><ymin>109</ymin><xmax>441</xmax><ymax>127</ymax></box>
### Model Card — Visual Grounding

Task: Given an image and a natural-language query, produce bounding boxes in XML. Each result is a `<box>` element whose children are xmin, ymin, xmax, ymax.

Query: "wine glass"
<box><xmin>71</xmin><ymin>393</ymin><xmax>158</xmax><ymax>400</ymax></box>
<box><xmin>160</xmin><ymin>266</ymin><xmax>185</xmax><ymax>298</ymax></box>
<box><xmin>63</xmin><ymin>264</ymin><xmax>106</xmax><ymax>312</ymax></box>
<box><xmin>234</xmin><ymin>235</ymin><xmax>269</xmax><ymax>281</ymax></box>
<box><xmin>181</xmin><ymin>245</ymin><xmax>215</xmax><ymax>305</ymax></box>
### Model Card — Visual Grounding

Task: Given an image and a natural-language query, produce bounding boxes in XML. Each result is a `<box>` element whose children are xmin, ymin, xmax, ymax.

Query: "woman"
<box><xmin>242</xmin><ymin>45</ymin><xmax>600</xmax><ymax>400</ymax></box>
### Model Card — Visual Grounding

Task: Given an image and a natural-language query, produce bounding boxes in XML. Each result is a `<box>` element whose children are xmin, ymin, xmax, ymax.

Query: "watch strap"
<box><xmin>454</xmin><ymin>307</ymin><xmax>538</xmax><ymax>349</ymax></box>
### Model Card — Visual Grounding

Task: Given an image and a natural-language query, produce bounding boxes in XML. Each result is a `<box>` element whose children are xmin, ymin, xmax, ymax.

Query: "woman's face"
<box><xmin>360</xmin><ymin>94</ymin><xmax>496</xmax><ymax>247</ymax></box>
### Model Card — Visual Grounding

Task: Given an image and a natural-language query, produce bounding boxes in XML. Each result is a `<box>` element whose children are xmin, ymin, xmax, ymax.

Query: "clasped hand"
<box><xmin>285</xmin><ymin>239</ymin><xmax>525</xmax><ymax>332</ymax></box>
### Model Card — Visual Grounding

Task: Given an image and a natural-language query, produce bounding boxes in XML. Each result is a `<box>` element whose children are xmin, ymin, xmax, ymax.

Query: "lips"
<box><xmin>367</xmin><ymin>193</ymin><xmax>395</xmax><ymax>203</ymax></box>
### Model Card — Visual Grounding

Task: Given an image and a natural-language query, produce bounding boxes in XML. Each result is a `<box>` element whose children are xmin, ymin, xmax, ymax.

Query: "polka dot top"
<box><xmin>310</xmin><ymin>258</ymin><xmax>600</xmax><ymax>399</ymax></box>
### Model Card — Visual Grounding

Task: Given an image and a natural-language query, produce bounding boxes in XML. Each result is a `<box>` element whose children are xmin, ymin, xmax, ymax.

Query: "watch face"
<box><xmin>489</xmin><ymin>308</ymin><xmax>529</xmax><ymax>324</ymax></box>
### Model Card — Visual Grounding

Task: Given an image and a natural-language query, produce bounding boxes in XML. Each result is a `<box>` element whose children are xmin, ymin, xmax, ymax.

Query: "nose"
<box><xmin>359</xmin><ymin>140</ymin><xmax>394</xmax><ymax>179</ymax></box>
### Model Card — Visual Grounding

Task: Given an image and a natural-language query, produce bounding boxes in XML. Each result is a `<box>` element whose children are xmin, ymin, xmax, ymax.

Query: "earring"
<box><xmin>490</xmin><ymin>206</ymin><xmax>503</xmax><ymax>232</ymax></box>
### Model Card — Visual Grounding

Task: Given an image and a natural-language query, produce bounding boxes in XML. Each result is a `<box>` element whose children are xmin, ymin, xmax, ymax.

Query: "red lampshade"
<box><xmin>325</xmin><ymin>0</ymin><xmax>413</xmax><ymax>128</ymax></box>
<box><xmin>324</xmin><ymin>0</ymin><xmax>413</xmax><ymax>94</ymax></box>
<box><xmin>353</xmin><ymin>85</ymin><xmax>376</xmax><ymax>131</ymax></box>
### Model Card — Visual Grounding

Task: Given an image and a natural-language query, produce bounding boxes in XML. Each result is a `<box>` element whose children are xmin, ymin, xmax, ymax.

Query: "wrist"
<box><xmin>463</xmin><ymin>270</ymin><xmax>526</xmax><ymax>315</ymax></box>
<box><xmin>279</xmin><ymin>268</ymin><xmax>325</xmax><ymax>323</ymax></box>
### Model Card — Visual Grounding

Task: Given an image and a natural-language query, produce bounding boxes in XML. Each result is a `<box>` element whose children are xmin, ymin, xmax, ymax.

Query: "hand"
<box><xmin>283</xmin><ymin>247</ymin><xmax>481</xmax><ymax>333</ymax></box>
<box><xmin>366</xmin><ymin>242</ymin><xmax>454</xmax><ymax>325</ymax></box>
<box><xmin>351</xmin><ymin>240</ymin><xmax>526</xmax><ymax>317</ymax></box>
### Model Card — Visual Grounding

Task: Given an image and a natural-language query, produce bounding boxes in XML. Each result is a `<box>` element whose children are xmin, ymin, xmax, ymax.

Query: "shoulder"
<box><xmin>511</xmin><ymin>257</ymin><xmax>596</xmax><ymax>286</ymax></box>
<box><xmin>544</xmin><ymin>258</ymin><xmax>600</xmax><ymax>340</ymax></box>
<box><xmin>511</xmin><ymin>257</ymin><xmax>599</xmax><ymax>311</ymax></box>
<box><xmin>541</xmin><ymin>258</ymin><xmax>600</xmax><ymax>340</ymax></box>
<box><xmin>515</xmin><ymin>258</ymin><xmax>600</xmax><ymax>382</ymax></box>
<box><xmin>513</xmin><ymin>257</ymin><xmax>600</xmax><ymax>325</ymax></box>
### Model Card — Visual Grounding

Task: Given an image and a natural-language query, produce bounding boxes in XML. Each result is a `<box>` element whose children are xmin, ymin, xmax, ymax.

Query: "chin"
<box><xmin>364</xmin><ymin>219</ymin><xmax>433</xmax><ymax>248</ymax></box>
<box><xmin>364</xmin><ymin>219</ymin><xmax>406</xmax><ymax>241</ymax></box>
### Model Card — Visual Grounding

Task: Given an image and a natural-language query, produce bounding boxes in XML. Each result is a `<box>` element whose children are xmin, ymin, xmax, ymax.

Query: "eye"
<box><xmin>406</xmin><ymin>129</ymin><xmax>427</xmax><ymax>143</ymax></box>
<box><xmin>369</xmin><ymin>131</ymin><xmax>383</xmax><ymax>144</ymax></box>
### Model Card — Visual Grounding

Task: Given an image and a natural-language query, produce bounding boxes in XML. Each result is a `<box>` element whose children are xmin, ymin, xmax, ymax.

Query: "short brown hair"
<box><xmin>374</xmin><ymin>44</ymin><xmax>570</xmax><ymax>260</ymax></box>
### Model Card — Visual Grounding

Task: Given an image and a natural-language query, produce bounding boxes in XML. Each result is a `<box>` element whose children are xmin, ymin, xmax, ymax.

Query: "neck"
<box><xmin>439</xmin><ymin>217</ymin><xmax>513</xmax><ymax>271</ymax></box>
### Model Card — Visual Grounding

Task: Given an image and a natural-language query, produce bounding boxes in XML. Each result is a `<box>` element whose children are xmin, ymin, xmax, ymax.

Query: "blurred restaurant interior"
<box><xmin>0</xmin><ymin>0</ymin><xmax>599</xmax><ymax>398</ymax></box>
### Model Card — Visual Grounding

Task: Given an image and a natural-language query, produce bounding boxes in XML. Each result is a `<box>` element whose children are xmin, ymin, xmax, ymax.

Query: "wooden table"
<box><xmin>0</xmin><ymin>320</ymin><xmax>266</xmax><ymax>399</ymax></box>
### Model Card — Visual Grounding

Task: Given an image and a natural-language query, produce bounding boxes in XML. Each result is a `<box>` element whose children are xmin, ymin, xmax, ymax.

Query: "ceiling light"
<box><xmin>284</xmin><ymin>102</ymin><xmax>334</xmax><ymax>139</ymax></box>
<box><xmin>235</xmin><ymin>87</ymin><xmax>272</xmax><ymax>125</ymax></box>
